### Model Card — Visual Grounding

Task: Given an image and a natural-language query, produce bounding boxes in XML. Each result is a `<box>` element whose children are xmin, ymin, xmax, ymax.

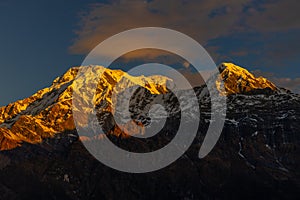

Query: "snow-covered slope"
<box><xmin>216</xmin><ymin>63</ymin><xmax>277</xmax><ymax>95</ymax></box>
<box><xmin>0</xmin><ymin>63</ymin><xmax>284</xmax><ymax>150</ymax></box>
<box><xmin>0</xmin><ymin>66</ymin><xmax>172</xmax><ymax>150</ymax></box>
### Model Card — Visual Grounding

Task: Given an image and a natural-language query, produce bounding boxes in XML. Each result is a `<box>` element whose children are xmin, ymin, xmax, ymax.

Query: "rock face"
<box><xmin>0</xmin><ymin>63</ymin><xmax>299</xmax><ymax>199</ymax></box>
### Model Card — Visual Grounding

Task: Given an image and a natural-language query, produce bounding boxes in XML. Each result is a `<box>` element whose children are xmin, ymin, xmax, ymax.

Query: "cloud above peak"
<box><xmin>69</xmin><ymin>0</ymin><xmax>251</xmax><ymax>55</ymax></box>
<box><xmin>68</xmin><ymin>0</ymin><xmax>299</xmax><ymax>82</ymax></box>
<box><xmin>70</xmin><ymin>0</ymin><xmax>298</xmax><ymax>56</ymax></box>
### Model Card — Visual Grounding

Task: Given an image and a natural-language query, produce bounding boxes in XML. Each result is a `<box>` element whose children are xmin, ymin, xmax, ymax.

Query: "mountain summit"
<box><xmin>0</xmin><ymin>66</ymin><xmax>172</xmax><ymax>150</ymax></box>
<box><xmin>217</xmin><ymin>63</ymin><xmax>277</xmax><ymax>95</ymax></box>
<box><xmin>0</xmin><ymin>63</ymin><xmax>279</xmax><ymax>150</ymax></box>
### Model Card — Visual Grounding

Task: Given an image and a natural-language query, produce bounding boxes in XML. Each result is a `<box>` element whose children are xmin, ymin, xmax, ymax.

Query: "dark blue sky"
<box><xmin>0</xmin><ymin>0</ymin><xmax>91</xmax><ymax>105</ymax></box>
<box><xmin>0</xmin><ymin>0</ymin><xmax>299</xmax><ymax>105</ymax></box>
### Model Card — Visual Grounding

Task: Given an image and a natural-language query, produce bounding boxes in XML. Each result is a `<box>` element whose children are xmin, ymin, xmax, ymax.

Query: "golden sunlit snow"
<box><xmin>0</xmin><ymin>63</ymin><xmax>277</xmax><ymax>150</ymax></box>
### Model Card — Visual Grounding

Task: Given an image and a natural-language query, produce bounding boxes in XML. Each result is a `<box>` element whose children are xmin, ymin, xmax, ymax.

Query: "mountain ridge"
<box><xmin>217</xmin><ymin>62</ymin><xmax>277</xmax><ymax>95</ymax></box>
<box><xmin>0</xmin><ymin>63</ymin><xmax>282</xmax><ymax>150</ymax></box>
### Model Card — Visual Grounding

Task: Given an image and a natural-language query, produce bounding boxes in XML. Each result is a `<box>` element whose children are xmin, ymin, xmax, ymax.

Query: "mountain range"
<box><xmin>0</xmin><ymin>63</ymin><xmax>299</xmax><ymax>199</ymax></box>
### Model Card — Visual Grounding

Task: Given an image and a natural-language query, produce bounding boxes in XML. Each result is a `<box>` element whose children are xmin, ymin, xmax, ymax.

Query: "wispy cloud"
<box><xmin>70</xmin><ymin>0</ymin><xmax>298</xmax><ymax>56</ymax></box>
<box><xmin>69</xmin><ymin>0</ymin><xmax>251</xmax><ymax>55</ymax></box>
<box><xmin>69</xmin><ymin>0</ymin><xmax>299</xmax><ymax>87</ymax></box>
<box><xmin>244</xmin><ymin>0</ymin><xmax>300</xmax><ymax>32</ymax></box>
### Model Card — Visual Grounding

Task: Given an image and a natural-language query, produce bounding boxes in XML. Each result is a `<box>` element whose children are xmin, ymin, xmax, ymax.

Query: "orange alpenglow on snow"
<box><xmin>216</xmin><ymin>63</ymin><xmax>277</xmax><ymax>95</ymax></box>
<box><xmin>0</xmin><ymin>63</ymin><xmax>277</xmax><ymax>150</ymax></box>
<box><xmin>0</xmin><ymin>66</ymin><xmax>171</xmax><ymax>150</ymax></box>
